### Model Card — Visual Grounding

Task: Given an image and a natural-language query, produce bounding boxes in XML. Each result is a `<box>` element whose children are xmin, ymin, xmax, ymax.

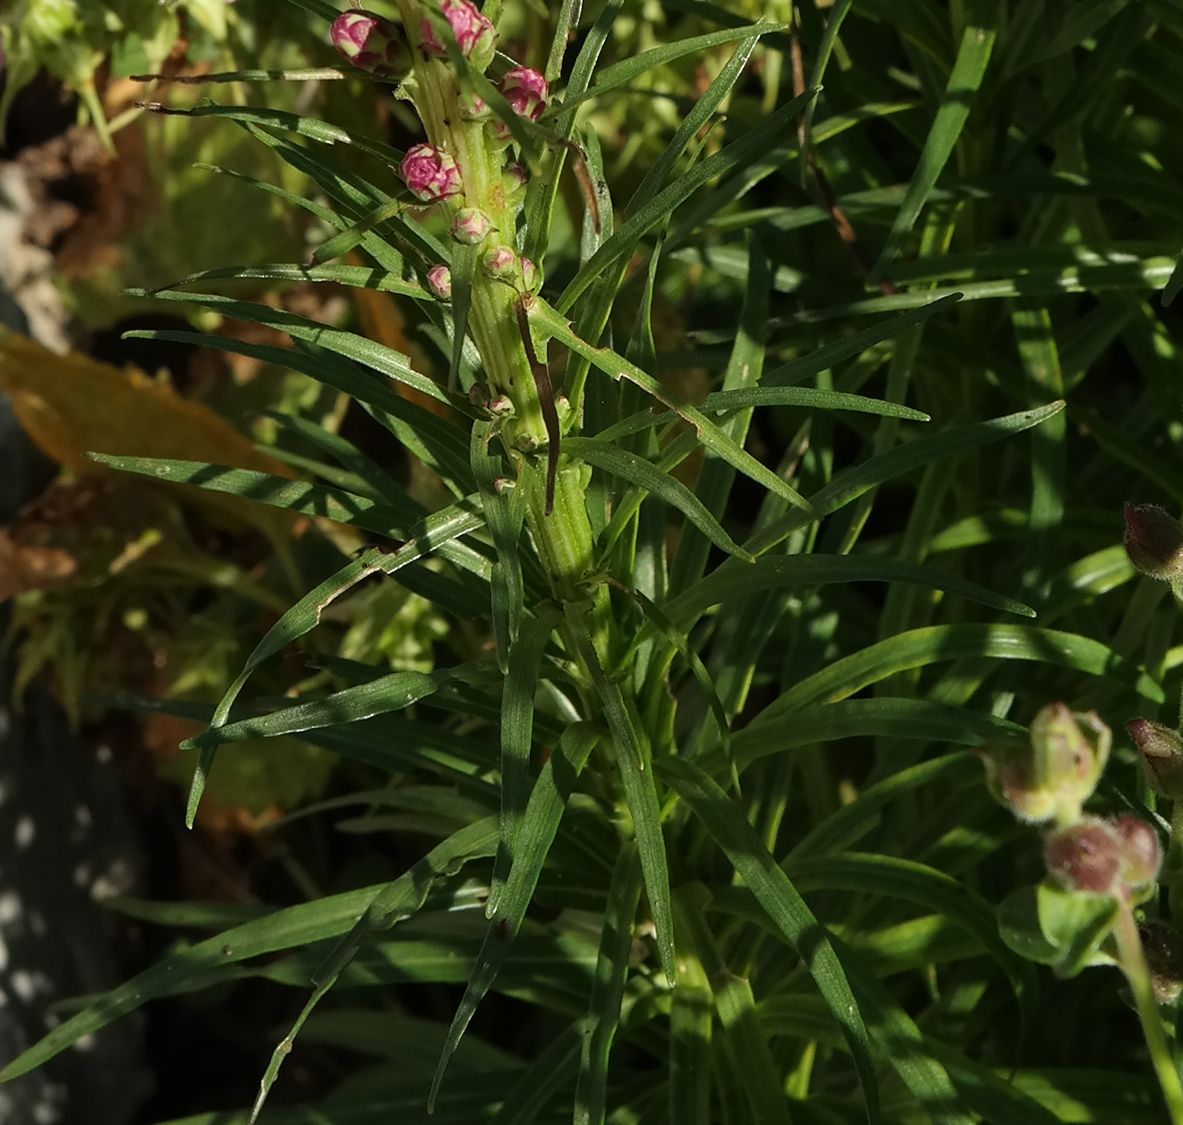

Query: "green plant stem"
<box><xmin>1114</xmin><ymin>904</ymin><xmax>1183</xmax><ymax>1125</ymax></box>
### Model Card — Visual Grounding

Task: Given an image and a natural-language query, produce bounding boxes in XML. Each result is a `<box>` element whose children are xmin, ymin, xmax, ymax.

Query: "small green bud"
<box><xmin>1127</xmin><ymin>718</ymin><xmax>1183</xmax><ymax>799</ymax></box>
<box><xmin>981</xmin><ymin>703</ymin><xmax>1110</xmax><ymax>825</ymax></box>
<box><xmin>1123</xmin><ymin>502</ymin><xmax>1183</xmax><ymax>581</ymax></box>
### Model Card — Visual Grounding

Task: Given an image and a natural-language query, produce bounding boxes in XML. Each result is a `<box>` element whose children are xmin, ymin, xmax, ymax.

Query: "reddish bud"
<box><xmin>450</xmin><ymin>207</ymin><xmax>492</xmax><ymax>244</ymax></box>
<box><xmin>482</xmin><ymin>245</ymin><xmax>518</xmax><ymax>280</ymax></box>
<box><xmin>330</xmin><ymin>11</ymin><xmax>405</xmax><ymax>79</ymax></box>
<box><xmin>1044</xmin><ymin>818</ymin><xmax>1122</xmax><ymax>895</ymax></box>
<box><xmin>1112</xmin><ymin>815</ymin><xmax>1161</xmax><ymax>891</ymax></box>
<box><xmin>400</xmin><ymin>144</ymin><xmax>462</xmax><ymax>202</ymax></box>
<box><xmin>491</xmin><ymin>67</ymin><xmax>548</xmax><ymax>140</ymax></box>
<box><xmin>1128</xmin><ymin>718</ymin><xmax>1183</xmax><ymax>799</ymax></box>
<box><xmin>426</xmin><ymin>264</ymin><xmax>452</xmax><ymax>299</ymax></box>
<box><xmin>420</xmin><ymin>0</ymin><xmax>497</xmax><ymax>69</ymax></box>
<box><xmin>1123</xmin><ymin>502</ymin><xmax>1183</xmax><ymax>581</ymax></box>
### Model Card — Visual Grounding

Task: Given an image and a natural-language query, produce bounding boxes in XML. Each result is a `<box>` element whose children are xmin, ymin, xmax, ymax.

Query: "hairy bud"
<box><xmin>1123</xmin><ymin>502</ymin><xmax>1183</xmax><ymax>581</ymax></box>
<box><xmin>1128</xmin><ymin>718</ymin><xmax>1183</xmax><ymax>800</ymax></box>
<box><xmin>981</xmin><ymin>703</ymin><xmax>1110</xmax><ymax>825</ymax></box>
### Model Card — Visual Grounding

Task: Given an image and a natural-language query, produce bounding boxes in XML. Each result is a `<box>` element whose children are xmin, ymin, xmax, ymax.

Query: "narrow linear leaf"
<box><xmin>430</xmin><ymin>725</ymin><xmax>600</xmax><ymax>1110</ymax></box>
<box><xmin>533</xmin><ymin>299</ymin><xmax>811</xmax><ymax>513</ymax></box>
<box><xmin>659</xmin><ymin>757</ymin><xmax>882</xmax><ymax>1125</ymax></box>
<box><xmin>489</xmin><ymin>606</ymin><xmax>562</xmax><ymax>915</ymax></box>
<box><xmin>565</xmin><ymin>602</ymin><xmax>677</xmax><ymax>985</ymax></box>
<box><xmin>565</xmin><ymin>436</ymin><xmax>752</xmax><ymax>560</ymax></box>
<box><xmin>0</xmin><ymin>818</ymin><xmax>498</xmax><ymax>1082</ymax></box>
<box><xmin>574</xmin><ymin>844</ymin><xmax>643</xmax><ymax>1125</ymax></box>
<box><xmin>185</xmin><ymin>497</ymin><xmax>484</xmax><ymax>826</ymax></box>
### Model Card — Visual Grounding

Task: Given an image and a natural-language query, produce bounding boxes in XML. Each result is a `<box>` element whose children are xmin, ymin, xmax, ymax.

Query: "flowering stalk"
<box><xmin>392</xmin><ymin>1</ymin><xmax>598</xmax><ymax>615</ymax></box>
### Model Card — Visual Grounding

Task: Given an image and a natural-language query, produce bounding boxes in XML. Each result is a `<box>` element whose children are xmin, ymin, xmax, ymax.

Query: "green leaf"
<box><xmin>574</xmin><ymin>844</ymin><xmax>642</xmax><ymax>1125</ymax></box>
<box><xmin>489</xmin><ymin>606</ymin><xmax>562</xmax><ymax>915</ymax></box>
<box><xmin>555</xmin><ymin>89</ymin><xmax>815</xmax><ymax>314</ymax></box>
<box><xmin>767</xmin><ymin>623</ymin><xmax>1164</xmax><ymax>714</ymax></box>
<box><xmin>565</xmin><ymin>436</ymin><xmax>752</xmax><ymax>561</ymax></box>
<box><xmin>565</xmin><ymin>602</ymin><xmax>677</xmax><ymax>986</ymax></box>
<box><xmin>747</xmin><ymin>401</ymin><xmax>1066</xmax><ymax>555</ymax></box>
<box><xmin>870</xmin><ymin>4</ymin><xmax>997</xmax><ymax>280</ymax></box>
<box><xmin>998</xmin><ymin>883</ymin><xmax>1119</xmax><ymax>978</ymax></box>
<box><xmin>532</xmin><ymin>300</ymin><xmax>812</xmax><ymax>513</ymax></box>
<box><xmin>471</xmin><ymin>421</ymin><xmax>528</xmax><ymax>670</ymax></box>
<box><xmin>0</xmin><ymin>820</ymin><xmax>498</xmax><ymax>1082</ymax></box>
<box><xmin>187</xmin><ymin>497</ymin><xmax>485</xmax><ymax>826</ymax></box>
<box><xmin>126</xmin><ymin>288</ymin><xmax>461</xmax><ymax>411</ymax></box>
<box><xmin>430</xmin><ymin>725</ymin><xmax>600</xmax><ymax>1109</ymax></box>
<box><xmin>142</xmin><ymin>100</ymin><xmax>404</xmax><ymax>164</ymax></box>
<box><xmin>660</xmin><ymin>554</ymin><xmax>1034</xmax><ymax>628</ymax></box>
<box><xmin>181</xmin><ymin>667</ymin><xmax>462</xmax><ymax>750</ymax></box>
<box><xmin>658</xmin><ymin>757</ymin><xmax>882</xmax><ymax>1125</ymax></box>
<box><xmin>704</xmin><ymin>387</ymin><xmax>929</xmax><ymax>420</ymax></box>
<box><xmin>86</xmin><ymin>454</ymin><xmax>422</xmax><ymax>537</ymax></box>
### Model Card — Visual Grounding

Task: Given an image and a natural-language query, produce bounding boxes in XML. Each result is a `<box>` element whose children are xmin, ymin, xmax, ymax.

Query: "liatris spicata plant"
<box><xmin>16</xmin><ymin>4</ymin><xmax>1183</xmax><ymax>1124</ymax></box>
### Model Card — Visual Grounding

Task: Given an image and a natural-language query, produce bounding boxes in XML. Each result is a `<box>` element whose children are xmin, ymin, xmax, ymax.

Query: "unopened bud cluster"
<box><xmin>981</xmin><ymin>703</ymin><xmax>1162</xmax><ymax>905</ymax></box>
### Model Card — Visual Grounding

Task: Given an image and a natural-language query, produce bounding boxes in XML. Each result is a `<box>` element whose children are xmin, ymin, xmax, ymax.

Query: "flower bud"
<box><xmin>400</xmin><ymin>144</ymin><xmax>462</xmax><ymax>203</ymax></box>
<box><xmin>487</xmin><ymin>394</ymin><xmax>514</xmax><ymax>417</ymax></box>
<box><xmin>458</xmin><ymin>88</ymin><xmax>489</xmax><ymax>120</ymax></box>
<box><xmin>1128</xmin><ymin>718</ymin><xmax>1183</xmax><ymax>799</ymax></box>
<box><xmin>1123</xmin><ymin>502</ymin><xmax>1183</xmax><ymax>581</ymax></box>
<box><xmin>491</xmin><ymin>67</ymin><xmax>548</xmax><ymax>139</ymax></box>
<box><xmin>520</xmin><ymin>256</ymin><xmax>538</xmax><ymax>291</ymax></box>
<box><xmin>1112</xmin><ymin>815</ymin><xmax>1161</xmax><ymax>893</ymax></box>
<box><xmin>482</xmin><ymin>245</ymin><xmax>519</xmax><ymax>281</ymax></box>
<box><xmin>450</xmin><ymin>207</ymin><xmax>492</xmax><ymax>244</ymax></box>
<box><xmin>1140</xmin><ymin>920</ymin><xmax>1183</xmax><ymax>1004</ymax></box>
<box><xmin>502</xmin><ymin>162</ymin><xmax>527</xmax><ymax>206</ymax></box>
<box><xmin>420</xmin><ymin>0</ymin><xmax>497</xmax><ymax>70</ymax></box>
<box><xmin>1044</xmin><ymin>818</ymin><xmax>1122</xmax><ymax>895</ymax></box>
<box><xmin>330</xmin><ymin>10</ymin><xmax>405</xmax><ymax>79</ymax></box>
<box><xmin>426</xmin><ymin>264</ymin><xmax>452</xmax><ymax>300</ymax></box>
<box><xmin>502</xmin><ymin>66</ymin><xmax>548</xmax><ymax>119</ymax></box>
<box><xmin>981</xmin><ymin>703</ymin><xmax>1110</xmax><ymax>825</ymax></box>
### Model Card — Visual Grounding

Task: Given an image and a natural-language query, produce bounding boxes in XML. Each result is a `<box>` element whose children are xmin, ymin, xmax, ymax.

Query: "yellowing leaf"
<box><xmin>0</xmin><ymin>329</ymin><xmax>288</xmax><ymax>477</ymax></box>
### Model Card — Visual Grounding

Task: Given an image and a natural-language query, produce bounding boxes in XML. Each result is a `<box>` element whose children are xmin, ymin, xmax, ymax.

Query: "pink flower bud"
<box><xmin>1044</xmin><ymin>819</ymin><xmax>1122</xmax><ymax>895</ymax></box>
<box><xmin>426</xmin><ymin>264</ymin><xmax>452</xmax><ymax>299</ymax></box>
<box><xmin>482</xmin><ymin>246</ymin><xmax>518</xmax><ymax>280</ymax></box>
<box><xmin>330</xmin><ymin>10</ymin><xmax>404</xmax><ymax>79</ymax></box>
<box><xmin>521</xmin><ymin>256</ymin><xmax>538</xmax><ymax>290</ymax></box>
<box><xmin>1123</xmin><ymin>502</ymin><xmax>1183</xmax><ymax>581</ymax></box>
<box><xmin>491</xmin><ymin>67</ymin><xmax>548</xmax><ymax>140</ymax></box>
<box><xmin>450</xmin><ymin>207</ymin><xmax>492</xmax><ymax>244</ymax></box>
<box><xmin>502</xmin><ymin>162</ymin><xmax>527</xmax><ymax>206</ymax></box>
<box><xmin>1128</xmin><ymin>718</ymin><xmax>1183</xmax><ymax>799</ymax></box>
<box><xmin>400</xmin><ymin>143</ymin><xmax>462</xmax><ymax>202</ymax></box>
<box><xmin>420</xmin><ymin>0</ymin><xmax>497</xmax><ymax>69</ymax></box>
<box><xmin>502</xmin><ymin>66</ymin><xmax>548</xmax><ymax>118</ymax></box>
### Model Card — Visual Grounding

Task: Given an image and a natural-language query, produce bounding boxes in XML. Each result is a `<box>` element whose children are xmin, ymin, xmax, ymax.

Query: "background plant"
<box><xmin>3</xmin><ymin>1</ymin><xmax>1183</xmax><ymax>1122</ymax></box>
